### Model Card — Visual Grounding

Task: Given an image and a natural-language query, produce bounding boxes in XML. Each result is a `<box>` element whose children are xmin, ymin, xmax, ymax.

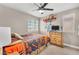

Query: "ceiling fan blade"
<box><xmin>34</xmin><ymin>3</ymin><xmax>40</xmax><ymax>8</ymax></box>
<box><xmin>42</xmin><ymin>8</ymin><xmax>54</xmax><ymax>11</ymax></box>
<box><xmin>40</xmin><ymin>3</ymin><xmax>48</xmax><ymax>8</ymax></box>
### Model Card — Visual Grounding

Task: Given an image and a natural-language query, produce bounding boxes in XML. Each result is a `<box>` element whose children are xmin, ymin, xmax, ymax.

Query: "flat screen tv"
<box><xmin>51</xmin><ymin>26</ymin><xmax>59</xmax><ymax>30</ymax></box>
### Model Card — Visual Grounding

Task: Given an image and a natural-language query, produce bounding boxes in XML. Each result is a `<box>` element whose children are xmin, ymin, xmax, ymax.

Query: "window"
<box><xmin>27</xmin><ymin>19</ymin><xmax>38</xmax><ymax>33</ymax></box>
<box><xmin>40</xmin><ymin>19</ymin><xmax>48</xmax><ymax>34</ymax></box>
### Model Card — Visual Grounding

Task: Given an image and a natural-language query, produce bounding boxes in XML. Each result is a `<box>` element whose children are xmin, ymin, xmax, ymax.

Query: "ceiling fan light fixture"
<box><xmin>38</xmin><ymin>10</ymin><xmax>44</xmax><ymax>13</ymax></box>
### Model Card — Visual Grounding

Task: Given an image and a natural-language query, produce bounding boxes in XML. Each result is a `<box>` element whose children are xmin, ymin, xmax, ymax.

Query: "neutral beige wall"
<box><xmin>0</xmin><ymin>5</ymin><xmax>39</xmax><ymax>35</ymax></box>
<box><xmin>55</xmin><ymin>7</ymin><xmax>79</xmax><ymax>47</ymax></box>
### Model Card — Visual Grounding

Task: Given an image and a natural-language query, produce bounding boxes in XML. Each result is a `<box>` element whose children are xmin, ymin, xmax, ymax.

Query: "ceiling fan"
<box><xmin>33</xmin><ymin>3</ymin><xmax>54</xmax><ymax>14</ymax></box>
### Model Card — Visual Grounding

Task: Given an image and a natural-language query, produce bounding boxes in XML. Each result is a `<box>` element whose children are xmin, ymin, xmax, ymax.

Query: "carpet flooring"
<box><xmin>39</xmin><ymin>44</ymin><xmax>79</xmax><ymax>55</ymax></box>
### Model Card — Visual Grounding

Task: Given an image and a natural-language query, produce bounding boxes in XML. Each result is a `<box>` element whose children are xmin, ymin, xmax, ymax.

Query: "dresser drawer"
<box><xmin>49</xmin><ymin>32</ymin><xmax>63</xmax><ymax>47</ymax></box>
<box><xmin>50</xmin><ymin>40</ymin><xmax>56</xmax><ymax>44</ymax></box>
<box><xmin>50</xmin><ymin>36</ymin><xmax>61</xmax><ymax>40</ymax></box>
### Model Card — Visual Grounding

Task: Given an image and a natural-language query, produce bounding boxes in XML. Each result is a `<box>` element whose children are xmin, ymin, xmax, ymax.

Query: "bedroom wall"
<box><xmin>0</xmin><ymin>5</ymin><xmax>39</xmax><ymax>35</ymax></box>
<box><xmin>55</xmin><ymin>7</ymin><xmax>79</xmax><ymax>47</ymax></box>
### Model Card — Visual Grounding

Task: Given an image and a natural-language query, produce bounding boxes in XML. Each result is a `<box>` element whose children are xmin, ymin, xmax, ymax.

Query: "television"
<box><xmin>51</xmin><ymin>26</ymin><xmax>59</xmax><ymax>30</ymax></box>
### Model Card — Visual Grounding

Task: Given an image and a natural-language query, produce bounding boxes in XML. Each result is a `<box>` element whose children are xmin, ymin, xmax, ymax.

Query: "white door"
<box><xmin>62</xmin><ymin>13</ymin><xmax>76</xmax><ymax>45</ymax></box>
<box><xmin>62</xmin><ymin>13</ymin><xmax>75</xmax><ymax>33</ymax></box>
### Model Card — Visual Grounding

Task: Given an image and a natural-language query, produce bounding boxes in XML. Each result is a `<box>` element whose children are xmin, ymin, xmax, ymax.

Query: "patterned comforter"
<box><xmin>3</xmin><ymin>33</ymin><xmax>49</xmax><ymax>55</ymax></box>
<box><xmin>22</xmin><ymin>34</ymin><xmax>49</xmax><ymax>54</ymax></box>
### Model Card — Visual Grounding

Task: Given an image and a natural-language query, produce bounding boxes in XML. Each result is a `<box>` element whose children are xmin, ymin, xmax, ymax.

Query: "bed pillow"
<box><xmin>12</xmin><ymin>33</ymin><xmax>23</xmax><ymax>40</ymax></box>
<box><xmin>3</xmin><ymin>40</ymin><xmax>27</xmax><ymax>55</ymax></box>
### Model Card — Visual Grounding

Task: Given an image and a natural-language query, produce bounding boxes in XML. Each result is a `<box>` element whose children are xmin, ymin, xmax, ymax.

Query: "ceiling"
<box><xmin>1</xmin><ymin>3</ymin><xmax>79</xmax><ymax>18</ymax></box>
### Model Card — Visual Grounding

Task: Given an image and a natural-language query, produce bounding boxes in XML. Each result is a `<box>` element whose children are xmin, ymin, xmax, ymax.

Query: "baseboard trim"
<box><xmin>64</xmin><ymin>43</ymin><xmax>79</xmax><ymax>49</ymax></box>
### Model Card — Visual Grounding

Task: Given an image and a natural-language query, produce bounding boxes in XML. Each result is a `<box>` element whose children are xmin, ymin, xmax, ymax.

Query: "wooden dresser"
<box><xmin>49</xmin><ymin>32</ymin><xmax>63</xmax><ymax>47</ymax></box>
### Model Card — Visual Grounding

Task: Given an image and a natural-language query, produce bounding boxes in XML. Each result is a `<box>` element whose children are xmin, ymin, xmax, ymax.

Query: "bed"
<box><xmin>22</xmin><ymin>34</ymin><xmax>50</xmax><ymax>54</ymax></box>
<box><xmin>3</xmin><ymin>33</ymin><xmax>29</xmax><ymax>55</ymax></box>
<box><xmin>3</xmin><ymin>33</ymin><xmax>49</xmax><ymax>55</ymax></box>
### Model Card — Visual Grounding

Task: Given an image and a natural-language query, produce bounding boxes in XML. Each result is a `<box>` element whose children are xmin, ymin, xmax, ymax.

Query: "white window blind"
<box><xmin>27</xmin><ymin>19</ymin><xmax>38</xmax><ymax>33</ymax></box>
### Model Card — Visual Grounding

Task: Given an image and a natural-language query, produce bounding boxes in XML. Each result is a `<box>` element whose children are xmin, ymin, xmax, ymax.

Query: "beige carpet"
<box><xmin>39</xmin><ymin>44</ymin><xmax>79</xmax><ymax>55</ymax></box>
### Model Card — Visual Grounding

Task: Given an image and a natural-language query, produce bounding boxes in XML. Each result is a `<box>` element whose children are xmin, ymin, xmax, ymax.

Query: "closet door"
<box><xmin>62</xmin><ymin>13</ymin><xmax>75</xmax><ymax>33</ymax></box>
<box><xmin>62</xmin><ymin>13</ymin><xmax>75</xmax><ymax>45</ymax></box>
